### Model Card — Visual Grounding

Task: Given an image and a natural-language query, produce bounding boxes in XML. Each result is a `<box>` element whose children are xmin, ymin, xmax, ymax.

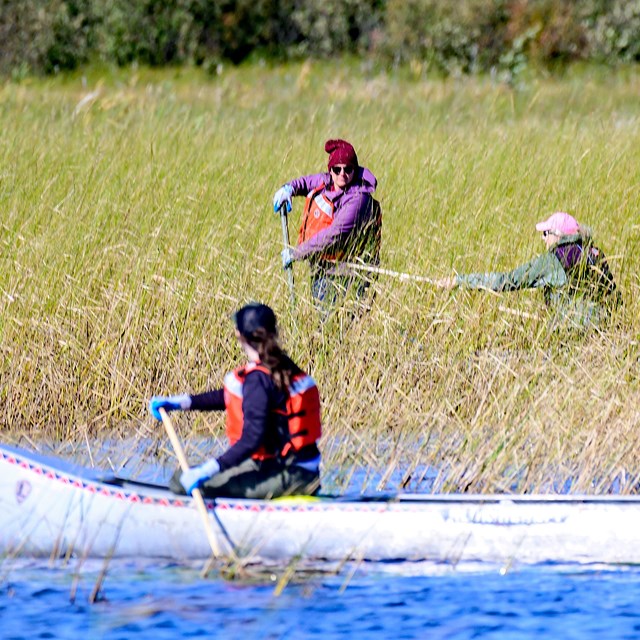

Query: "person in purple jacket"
<box><xmin>273</xmin><ymin>139</ymin><xmax>381</xmax><ymax>313</ymax></box>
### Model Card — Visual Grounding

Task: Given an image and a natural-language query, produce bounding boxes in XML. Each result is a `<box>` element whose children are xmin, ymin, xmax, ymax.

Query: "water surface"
<box><xmin>3</xmin><ymin>561</ymin><xmax>640</xmax><ymax>639</ymax></box>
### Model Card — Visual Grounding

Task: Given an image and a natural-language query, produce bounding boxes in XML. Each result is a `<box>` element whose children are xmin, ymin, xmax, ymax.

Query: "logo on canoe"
<box><xmin>15</xmin><ymin>480</ymin><xmax>32</xmax><ymax>504</ymax></box>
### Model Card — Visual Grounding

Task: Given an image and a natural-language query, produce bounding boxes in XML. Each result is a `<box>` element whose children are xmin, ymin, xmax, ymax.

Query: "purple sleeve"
<box><xmin>293</xmin><ymin>191</ymin><xmax>369</xmax><ymax>259</ymax></box>
<box><xmin>288</xmin><ymin>173</ymin><xmax>328</xmax><ymax>197</ymax></box>
<box><xmin>216</xmin><ymin>371</ymin><xmax>272</xmax><ymax>471</ymax></box>
<box><xmin>189</xmin><ymin>388</ymin><xmax>225</xmax><ymax>411</ymax></box>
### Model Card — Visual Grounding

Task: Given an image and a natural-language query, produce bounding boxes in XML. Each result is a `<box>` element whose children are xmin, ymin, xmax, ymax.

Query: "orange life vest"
<box><xmin>223</xmin><ymin>362</ymin><xmax>322</xmax><ymax>461</ymax></box>
<box><xmin>298</xmin><ymin>184</ymin><xmax>343</xmax><ymax>261</ymax></box>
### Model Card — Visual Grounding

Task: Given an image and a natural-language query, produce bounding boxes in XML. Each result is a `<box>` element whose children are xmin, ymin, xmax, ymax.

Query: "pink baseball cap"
<box><xmin>535</xmin><ymin>212</ymin><xmax>580</xmax><ymax>236</ymax></box>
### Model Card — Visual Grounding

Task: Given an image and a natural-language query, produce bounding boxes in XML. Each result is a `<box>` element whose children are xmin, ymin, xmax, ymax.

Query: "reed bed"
<box><xmin>1</xmin><ymin>62</ymin><xmax>639</xmax><ymax>494</ymax></box>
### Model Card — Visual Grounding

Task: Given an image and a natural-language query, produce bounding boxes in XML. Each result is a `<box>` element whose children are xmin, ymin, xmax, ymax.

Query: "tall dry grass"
<box><xmin>1</xmin><ymin>62</ymin><xmax>639</xmax><ymax>493</ymax></box>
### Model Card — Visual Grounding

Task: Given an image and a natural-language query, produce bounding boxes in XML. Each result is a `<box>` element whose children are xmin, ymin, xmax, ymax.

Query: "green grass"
<box><xmin>1</xmin><ymin>61</ymin><xmax>639</xmax><ymax>494</ymax></box>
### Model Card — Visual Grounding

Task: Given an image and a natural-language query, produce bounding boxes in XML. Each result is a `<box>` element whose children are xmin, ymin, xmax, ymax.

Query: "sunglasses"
<box><xmin>543</xmin><ymin>230</ymin><xmax>554</xmax><ymax>237</ymax></box>
<box><xmin>331</xmin><ymin>165</ymin><xmax>355</xmax><ymax>176</ymax></box>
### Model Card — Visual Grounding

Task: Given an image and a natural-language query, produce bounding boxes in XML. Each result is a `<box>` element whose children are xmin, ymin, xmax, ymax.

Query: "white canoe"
<box><xmin>2</xmin><ymin>442</ymin><xmax>640</xmax><ymax>566</ymax></box>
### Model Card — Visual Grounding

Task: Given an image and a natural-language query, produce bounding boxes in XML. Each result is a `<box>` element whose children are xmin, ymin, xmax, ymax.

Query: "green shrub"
<box><xmin>0</xmin><ymin>0</ymin><xmax>96</xmax><ymax>75</ymax></box>
<box><xmin>586</xmin><ymin>0</ymin><xmax>640</xmax><ymax>63</ymax></box>
<box><xmin>504</xmin><ymin>0</ymin><xmax>589</xmax><ymax>65</ymax></box>
<box><xmin>92</xmin><ymin>0</ymin><xmax>199</xmax><ymax>66</ymax></box>
<box><xmin>381</xmin><ymin>0</ymin><xmax>510</xmax><ymax>74</ymax></box>
<box><xmin>290</xmin><ymin>0</ymin><xmax>384</xmax><ymax>58</ymax></box>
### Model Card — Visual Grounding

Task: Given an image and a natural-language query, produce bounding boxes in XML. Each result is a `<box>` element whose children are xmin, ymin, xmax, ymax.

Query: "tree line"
<box><xmin>1</xmin><ymin>0</ymin><xmax>639</xmax><ymax>77</ymax></box>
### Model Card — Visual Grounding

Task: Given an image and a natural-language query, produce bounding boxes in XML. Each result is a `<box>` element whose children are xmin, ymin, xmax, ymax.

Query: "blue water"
<box><xmin>3</xmin><ymin>561</ymin><xmax>640</xmax><ymax>639</ymax></box>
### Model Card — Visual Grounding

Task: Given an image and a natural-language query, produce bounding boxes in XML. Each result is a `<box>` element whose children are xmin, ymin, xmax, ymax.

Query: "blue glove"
<box><xmin>281</xmin><ymin>247</ymin><xmax>294</xmax><ymax>269</ymax></box>
<box><xmin>149</xmin><ymin>394</ymin><xmax>192</xmax><ymax>421</ymax></box>
<box><xmin>273</xmin><ymin>184</ymin><xmax>293</xmax><ymax>213</ymax></box>
<box><xmin>180</xmin><ymin>458</ymin><xmax>221</xmax><ymax>495</ymax></box>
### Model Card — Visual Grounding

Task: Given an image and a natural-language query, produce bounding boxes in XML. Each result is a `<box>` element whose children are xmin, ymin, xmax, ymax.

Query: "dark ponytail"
<box><xmin>245</xmin><ymin>328</ymin><xmax>301</xmax><ymax>393</ymax></box>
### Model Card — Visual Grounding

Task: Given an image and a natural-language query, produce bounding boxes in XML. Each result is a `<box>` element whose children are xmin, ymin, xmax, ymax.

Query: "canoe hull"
<box><xmin>2</xmin><ymin>445</ymin><xmax>640</xmax><ymax>566</ymax></box>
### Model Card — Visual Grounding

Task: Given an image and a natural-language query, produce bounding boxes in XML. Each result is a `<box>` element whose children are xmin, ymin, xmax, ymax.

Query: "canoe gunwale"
<box><xmin>2</xmin><ymin>443</ymin><xmax>640</xmax><ymax>508</ymax></box>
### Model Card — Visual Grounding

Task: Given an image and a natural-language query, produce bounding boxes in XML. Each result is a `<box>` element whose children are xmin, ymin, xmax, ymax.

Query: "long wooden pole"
<box><xmin>159</xmin><ymin>408</ymin><xmax>223</xmax><ymax>561</ymax></box>
<box><xmin>344</xmin><ymin>261</ymin><xmax>541</xmax><ymax>319</ymax></box>
<box><xmin>279</xmin><ymin>205</ymin><xmax>295</xmax><ymax>307</ymax></box>
<box><xmin>343</xmin><ymin>261</ymin><xmax>437</xmax><ymax>285</ymax></box>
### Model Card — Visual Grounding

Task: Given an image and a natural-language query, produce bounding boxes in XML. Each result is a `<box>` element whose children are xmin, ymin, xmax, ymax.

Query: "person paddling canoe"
<box><xmin>273</xmin><ymin>139</ymin><xmax>381</xmax><ymax>314</ymax></box>
<box><xmin>149</xmin><ymin>303</ymin><xmax>322</xmax><ymax>498</ymax></box>
<box><xmin>436</xmin><ymin>212</ymin><xmax>620</xmax><ymax>328</ymax></box>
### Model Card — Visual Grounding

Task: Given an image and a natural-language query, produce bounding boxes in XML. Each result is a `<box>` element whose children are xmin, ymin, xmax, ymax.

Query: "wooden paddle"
<box><xmin>158</xmin><ymin>408</ymin><xmax>223</xmax><ymax>563</ymax></box>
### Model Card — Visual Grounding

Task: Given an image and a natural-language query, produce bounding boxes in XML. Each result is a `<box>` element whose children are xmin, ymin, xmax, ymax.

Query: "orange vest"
<box><xmin>298</xmin><ymin>184</ymin><xmax>342</xmax><ymax>261</ymax></box>
<box><xmin>223</xmin><ymin>362</ymin><xmax>322</xmax><ymax>461</ymax></box>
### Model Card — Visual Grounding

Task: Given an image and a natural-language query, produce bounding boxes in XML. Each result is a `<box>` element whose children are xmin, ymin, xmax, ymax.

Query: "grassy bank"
<box><xmin>1</xmin><ymin>62</ymin><xmax>639</xmax><ymax>493</ymax></box>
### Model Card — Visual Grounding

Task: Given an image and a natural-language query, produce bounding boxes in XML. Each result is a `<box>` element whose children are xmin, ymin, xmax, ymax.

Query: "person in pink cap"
<box><xmin>437</xmin><ymin>212</ymin><xmax>619</xmax><ymax>327</ymax></box>
<box><xmin>273</xmin><ymin>139</ymin><xmax>380</xmax><ymax>314</ymax></box>
<box><xmin>535</xmin><ymin>211</ymin><xmax>581</xmax><ymax>237</ymax></box>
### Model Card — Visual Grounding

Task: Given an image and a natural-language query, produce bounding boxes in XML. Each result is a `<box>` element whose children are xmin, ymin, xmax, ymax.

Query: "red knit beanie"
<box><xmin>325</xmin><ymin>139</ymin><xmax>358</xmax><ymax>169</ymax></box>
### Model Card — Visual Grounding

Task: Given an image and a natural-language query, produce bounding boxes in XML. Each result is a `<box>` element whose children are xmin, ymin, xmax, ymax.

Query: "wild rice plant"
<box><xmin>1</xmin><ymin>62</ymin><xmax>639</xmax><ymax>494</ymax></box>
